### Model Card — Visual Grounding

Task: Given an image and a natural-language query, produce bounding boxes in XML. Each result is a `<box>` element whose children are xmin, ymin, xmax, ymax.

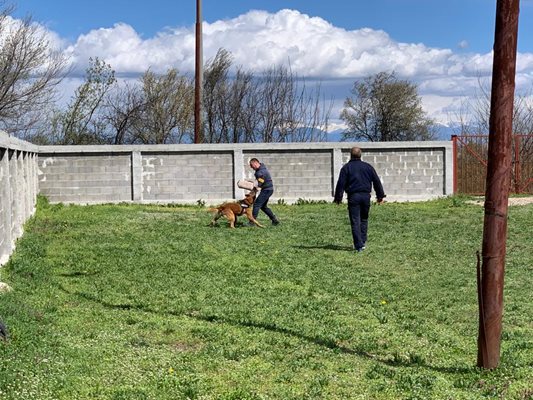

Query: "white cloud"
<box><xmin>59</xmin><ymin>9</ymin><xmax>498</xmax><ymax>81</ymax></box>
<box><xmin>14</xmin><ymin>9</ymin><xmax>533</xmax><ymax>125</ymax></box>
<box><xmin>0</xmin><ymin>15</ymin><xmax>66</xmax><ymax>52</ymax></box>
<box><xmin>458</xmin><ymin>40</ymin><xmax>469</xmax><ymax>49</ymax></box>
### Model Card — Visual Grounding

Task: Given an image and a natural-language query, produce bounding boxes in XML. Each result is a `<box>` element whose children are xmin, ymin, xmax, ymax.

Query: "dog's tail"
<box><xmin>207</xmin><ymin>207</ymin><xmax>220</xmax><ymax>214</ymax></box>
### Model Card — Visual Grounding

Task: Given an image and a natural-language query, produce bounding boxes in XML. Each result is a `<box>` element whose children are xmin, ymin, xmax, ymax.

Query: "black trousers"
<box><xmin>347</xmin><ymin>193</ymin><xmax>371</xmax><ymax>250</ymax></box>
<box><xmin>253</xmin><ymin>188</ymin><xmax>277</xmax><ymax>221</ymax></box>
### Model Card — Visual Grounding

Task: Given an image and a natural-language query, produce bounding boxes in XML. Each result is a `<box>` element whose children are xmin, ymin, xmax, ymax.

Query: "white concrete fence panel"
<box><xmin>0</xmin><ymin>132</ymin><xmax>39</xmax><ymax>267</ymax></box>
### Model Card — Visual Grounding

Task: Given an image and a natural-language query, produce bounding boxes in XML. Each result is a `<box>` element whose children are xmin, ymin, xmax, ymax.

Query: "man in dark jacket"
<box><xmin>249</xmin><ymin>158</ymin><xmax>279</xmax><ymax>226</ymax></box>
<box><xmin>334</xmin><ymin>147</ymin><xmax>385</xmax><ymax>252</ymax></box>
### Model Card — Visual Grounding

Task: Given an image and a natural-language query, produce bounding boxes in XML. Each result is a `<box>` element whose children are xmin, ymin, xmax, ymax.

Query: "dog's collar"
<box><xmin>239</xmin><ymin>201</ymin><xmax>250</xmax><ymax>209</ymax></box>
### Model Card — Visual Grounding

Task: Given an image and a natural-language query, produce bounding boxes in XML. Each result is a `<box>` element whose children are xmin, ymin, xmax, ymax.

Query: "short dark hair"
<box><xmin>249</xmin><ymin>158</ymin><xmax>260</xmax><ymax>164</ymax></box>
<box><xmin>350</xmin><ymin>147</ymin><xmax>362</xmax><ymax>159</ymax></box>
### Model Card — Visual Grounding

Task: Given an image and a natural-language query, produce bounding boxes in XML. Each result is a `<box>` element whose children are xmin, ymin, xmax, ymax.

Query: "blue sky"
<box><xmin>9</xmin><ymin>0</ymin><xmax>533</xmax><ymax>129</ymax></box>
<box><xmin>14</xmin><ymin>0</ymin><xmax>533</xmax><ymax>53</ymax></box>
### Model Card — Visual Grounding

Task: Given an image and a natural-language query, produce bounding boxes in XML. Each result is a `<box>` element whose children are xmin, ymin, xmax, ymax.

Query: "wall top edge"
<box><xmin>0</xmin><ymin>131</ymin><xmax>39</xmax><ymax>153</ymax></box>
<box><xmin>38</xmin><ymin>140</ymin><xmax>451</xmax><ymax>154</ymax></box>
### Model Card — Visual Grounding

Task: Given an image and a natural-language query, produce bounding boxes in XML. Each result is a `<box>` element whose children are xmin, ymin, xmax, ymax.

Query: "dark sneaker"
<box><xmin>272</xmin><ymin>220</ymin><xmax>280</xmax><ymax>226</ymax></box>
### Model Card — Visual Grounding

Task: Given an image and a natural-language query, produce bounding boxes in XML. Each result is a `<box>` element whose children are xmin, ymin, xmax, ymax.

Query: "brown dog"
<box><xmin>209</xmin><ymin>188</ymin><xmax>264</xmax><ymax>228</ymax></box>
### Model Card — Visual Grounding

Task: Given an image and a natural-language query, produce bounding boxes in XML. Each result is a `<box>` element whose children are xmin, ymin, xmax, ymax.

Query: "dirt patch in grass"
<box><xmin>467</xmin><ymin>196</ymin><xmax>533</xmax><ymax>206</ymax></box>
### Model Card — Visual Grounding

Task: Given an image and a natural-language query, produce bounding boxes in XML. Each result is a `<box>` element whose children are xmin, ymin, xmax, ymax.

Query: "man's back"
<box><xmin>334</xmin><ymin>159</ymin><xmax>385</xmax><ymax>201</ymax></box>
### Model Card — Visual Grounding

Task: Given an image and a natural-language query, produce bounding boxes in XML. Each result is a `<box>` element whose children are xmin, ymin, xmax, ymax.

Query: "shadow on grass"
<box><xmin>57</xmin><ymin>283</ymin><xmax>474</xmax><ymax>375</ymax></box>
<box><xmin>56</xmin><ymin>271</ymin><xmax>99</xmax><ymax>278</ymax></box>
<box><xmin>294</xmin><ymin>244</ymin><xmax>353</xmax><ymax>252</ymax></box>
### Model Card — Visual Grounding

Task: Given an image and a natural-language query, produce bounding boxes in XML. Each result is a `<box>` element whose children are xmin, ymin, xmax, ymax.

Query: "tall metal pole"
<box><xmin>477</xmin><ymin>0</ymin><xmax>519</xmax><ymax>369</ymax></box>
<box><xmin>194</xmin><ymin>0</ymin><xmax>203</xmax><ymax>143</ymax></box>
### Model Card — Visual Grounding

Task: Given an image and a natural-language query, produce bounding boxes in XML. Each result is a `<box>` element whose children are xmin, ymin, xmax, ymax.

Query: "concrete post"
<box><xmin>32</xmin><ymin>153</ymin><xmax>38</xmax><ymax>210</ymax></box>
<box><xmin>17</xmin><ymin>151</ymin><xmax>26</xmax><ymax>232</ymax></box>
<box><xmin>0</xmin><ymin>150</ymin><xmax>5</xmax><ymax>263</ymax></box>
<box><xmin>332</xmin><ymin>148</ymin><xmax>343</xmax><ymax>196</ymax></box>
<box><xmin>0</xmin><ymin>149</ymin><xmax>12</xmax><ymax>265</ymax></box>
<box><xmin>444</xmin><ymin>144</ymin><xmax>454</xmax><ymax>195</ymax></box>
<box><xmin>28</xmin><ymin>152</ymin><xmax>36</xmax><ymax>214</ymax></box>
<box><xmin>10</xmin><ymin>151</ymin><xmax>20</xmax><ymax>238</ymax></box>
<box><xmin>23</xmin><ymin>152</ymin><xmax>31</xmax><ymax>219</ymax></box>
<box><xmin>131</xmin><ymin>151</ymin><xmax>143</xmax><ymax>201</ymax></box>
<box><xmin>233</xmin><ymin>149</ymin><xmax>245</xmax><ymax>199</ymax></box>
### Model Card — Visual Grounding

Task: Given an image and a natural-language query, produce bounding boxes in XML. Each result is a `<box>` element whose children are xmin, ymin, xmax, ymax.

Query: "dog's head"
<box><xmin>243</xmin><ymin>188</ymin><xmax>258</xmax><ymax>205</ymax></box>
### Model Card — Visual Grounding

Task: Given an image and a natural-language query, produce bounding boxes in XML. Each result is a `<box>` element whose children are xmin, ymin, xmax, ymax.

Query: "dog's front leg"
<box><xmin>246</xmin><ymin>210</ymin><xmax>264</xmax><ymax>228</ymax></box>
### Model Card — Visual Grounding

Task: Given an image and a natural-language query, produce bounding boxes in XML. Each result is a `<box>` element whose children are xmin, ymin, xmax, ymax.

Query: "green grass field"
<box><xmin>0</xmin><ymin>196</ymin><xmax>531</xmax><ymax>399</ymax></box>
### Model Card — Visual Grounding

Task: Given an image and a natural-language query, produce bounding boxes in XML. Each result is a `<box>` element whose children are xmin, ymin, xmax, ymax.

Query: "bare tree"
<box><xmin>341</xmin><ymin>71</ymin><xmax>436</xmax><ymax>142</ymax></box>
<box><xmin>202</xmin><ymin>49</ymin><xmax>332</xmax><ymax>143</ymax></box>
<box><xmin>228</xmin><ymin>68</ymin><xmax>257</xmax><ymax>142</ymax></box>
<box><xmin>203</xmin><ymin>49</ymin><xmax>263</xmax><ymax>143</ymax></box>
<box><xmin>456</xmin><ymin>77</ymin><xmax>533</xmax><ymax>137</ymax></box>
<box><xmin>103</xmin><ymin>82</ymin><xmax>144</xmax><ymax>144</ymax></box>
<box><xmin>256</xmin><ymin>65</ymin><xmax>333</xmax><ymax>142</ymax></box>
<box><xmin>454</xmin><ymin>77</ymin><xmax>533</xmax><ymax>191</ymax></box>
<box><xmin>237</xmin><ymin>72</ymin><xmax>262</xmax><ymax>143</ymax></box>
<box><xmin>258</xmin><ymin>65</ymin><xmax>292</xmax><ymax>142</ymax></box>
<box><xmin>0</xmin><ymin>3</ymin><xmax>67</xmax><ymax>136</ymax></box>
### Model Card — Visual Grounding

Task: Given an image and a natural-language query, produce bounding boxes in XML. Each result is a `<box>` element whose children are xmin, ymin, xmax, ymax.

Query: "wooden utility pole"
<box><xmin>477</xmin><ymin>0</ymin><xmax>519</xmax><ymax>369</ymax></box>
<box><xmin>194</xmin><ymin>0</ymin><xmax>203</xmax><ymax>143</ymax></box>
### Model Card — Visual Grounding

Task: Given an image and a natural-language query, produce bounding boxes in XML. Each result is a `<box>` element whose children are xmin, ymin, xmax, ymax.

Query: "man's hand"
<box><xmin>377</xmin><ymin>198</ymin><xmax>384</xmax><ymax>204</ymax></box>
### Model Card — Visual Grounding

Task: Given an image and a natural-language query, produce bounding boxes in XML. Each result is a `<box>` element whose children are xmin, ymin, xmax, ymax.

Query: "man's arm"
<box><xmin>371</xmin><ymin>168</ymin><xmax>386</xmax><ymax>202</ymax></box>
<box><xmin>333</xmin><ymin>167</ymin><xmax>347</xmax><ymax>203</ymax></box>
<box><xmin>255</xmin><ymin>170</ymin><xmax>265</xmax><ymax>189</ymax></box>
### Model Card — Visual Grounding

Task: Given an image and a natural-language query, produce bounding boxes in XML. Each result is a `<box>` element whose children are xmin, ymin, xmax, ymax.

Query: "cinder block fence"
<box><xmin>1</xmin><ymin>131</ymin><xmax>453</xmax><ymax>266</ymax></box>
<box><xmin>38</xmin><ymin>142</ymin><xmax>452</xmax><ymax>204</ymax></box>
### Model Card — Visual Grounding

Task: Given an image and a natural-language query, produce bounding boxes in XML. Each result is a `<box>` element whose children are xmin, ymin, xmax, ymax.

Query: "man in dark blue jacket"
<box><xmin>249</xmin><ymin>158</ymin><xmax>279</xmax><ymax>226</ymax></box>
<box><xmin>334</xmin><ymin>147</ymin><xmax>385</xmax><ymax>252</ymax></box>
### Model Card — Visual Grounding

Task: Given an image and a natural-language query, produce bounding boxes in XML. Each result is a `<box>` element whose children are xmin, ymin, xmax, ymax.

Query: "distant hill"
<box><xmin>325</xmin><ymin>129</ymin><xmax>344</xmax><ymax>142</ymax></box>
<box><xmin>435</xmin><ymin>124</ymin><xmax>458</xmax><ymax>141</ymax></box>
<box><xmin>324</xmin><ymin>124</ymin><xmax>456</xmax><ymax>142</ymax></box>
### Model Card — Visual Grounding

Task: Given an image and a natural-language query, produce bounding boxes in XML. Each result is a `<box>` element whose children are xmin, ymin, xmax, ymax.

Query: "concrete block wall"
<box><xmin>0</xmin><ymin>131</ymin><xmax>39</xmax><ymax>267</ymax></box>
<box><xmin>38</xmin><ymin>142</ymin><xmax>453</xmax><ymax>205</ymax></box>
<box><xmin>38</xmin><ymin>153</ymin><xmax>132</xmax><ymax>203</ymax></box>
<box><xmin>141</xmin><ymin>152</ymin><xmax>234</xmax><ymax>201</ymax></box>
<box><xmin>341</xmin><ymin>148</ymin><xmax>447</xmax><ymax>199</ymax></box>
<box><xmin>242</xmin><ymin>150</ymin><xmax>334</xmax><ymax>199</ymax></box>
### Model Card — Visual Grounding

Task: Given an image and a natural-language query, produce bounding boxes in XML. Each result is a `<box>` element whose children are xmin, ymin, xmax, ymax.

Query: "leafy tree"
<box><xmin>0</xmin><ymin>3</ymin><xmax>67</xmax><ymax>136</ymax></box>
<box><xmin>202</xmin><ymin>48</ymin><xmax>233</xmax><ymax>143</ymax></box>
<box><xmin>341</xmin><ymin>71</ymin><xmax>435</xmax><ymax>141</ymax></box>
<box><xmin>56</xmin><ymin>57</ymin><xmax>116</xmax><ymax>144</ymax></box>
